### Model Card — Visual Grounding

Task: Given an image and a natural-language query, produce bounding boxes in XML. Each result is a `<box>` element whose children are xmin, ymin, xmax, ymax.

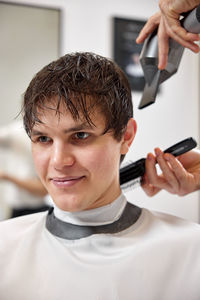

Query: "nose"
<box><xmin>51</xmin><ymin>142</ymin><xmax>75</xmax><ymax>170</ymax></box>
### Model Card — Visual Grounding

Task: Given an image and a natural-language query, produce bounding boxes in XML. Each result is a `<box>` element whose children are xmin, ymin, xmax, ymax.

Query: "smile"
<box><xmin>51</xmin><ymin>176</ymin><xmax>85</xmax><ymax>188</ymax></box>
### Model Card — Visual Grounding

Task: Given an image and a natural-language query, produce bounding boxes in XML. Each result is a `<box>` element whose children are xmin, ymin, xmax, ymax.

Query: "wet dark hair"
<box><xmin>22</xmin><ymin>52</ymin><xmax>133</xmax><ymax>141</ymax></box>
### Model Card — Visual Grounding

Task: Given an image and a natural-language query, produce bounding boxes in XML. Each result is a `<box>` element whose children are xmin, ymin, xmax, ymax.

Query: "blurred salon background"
<box><xmin>0</xmin><ymin>0</ymin><xmax>199</xmax><ymax>222</ymax></box>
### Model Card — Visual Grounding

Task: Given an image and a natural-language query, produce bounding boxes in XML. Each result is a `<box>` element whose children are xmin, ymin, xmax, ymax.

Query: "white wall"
<box><xmin>3</xmin><ymin>0</ymin><xmax>200</xmax><ymax>222</ymax></box>
<box><xmin>0</xmin><ymin>2</ymin><xmax>60</xmax><ymax>126</ymax></box>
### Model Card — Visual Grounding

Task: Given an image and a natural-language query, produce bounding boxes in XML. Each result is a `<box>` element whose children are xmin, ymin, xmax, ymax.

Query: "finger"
<box><xmin>142</xmin><ymin>182</ymin><xmax>161</xmax><ymax>197</ymax></box>
<box><xmin>169</xmin><ymin>30</ymin><xmax>200</xmax><ymax>52</ymax></box>
<box><xmin>145</xmin><ymin>152</ymin><xmax>170</xmax><ymax>189</ymax></box>
<box><xmin>164</xmin><ymin>153</ymin><xmax>190</xmax><ymax>183</ymax></box>
<box><xmin>178</xmin><ymin>150</ymin><xmax>200</xmax><ymax>169</ymax></box>
<box><xmin>145</xmin><ymin>152</ymin><xmax>158</xmax><ymax>183</ymax></box>
<box><xmin>136</xmin><ymin>12</ymin><xmax>161</xmax><ymax>44</ymax></box>
<box><xmin>164</xmin><ymin>153</ymin><xmax>197</xmax><ymax>195</ymax></box>
<box><xmin>145</xmin><ymin>151</ymin><xmax>181</xmax><ymax>194</ymax></box>
<box><xmin>136</xmin><ymin>23</ymin><xmax>156</xmax><ymax>44</ymax></box>
<box><xmin>141</xmin><ymin>173</ymin><xmax>161</xmax><ymax>197</ymax></box>
<box><xmin>165</xmin><ymin>14</ymin><xmax>200</xmax><ymax>42</ymax></box>
<box><xmin>163</xmin><ymin>16</ymin><xmax>200</xmax><ymax>52</ymax></box>
<box><xmin>157</xmin><ymin>17</ymin><xmax>169</xmax><ymax>69</ymax></box>
<box><xmin>155</xmin><ymin>148</ymin><xmax>180</xmax><ymax>192</ymax></box>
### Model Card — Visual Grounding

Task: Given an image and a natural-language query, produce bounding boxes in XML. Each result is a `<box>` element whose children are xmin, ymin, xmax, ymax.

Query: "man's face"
<box><xmin>31</xmin><ymin>100</ymin><xmax>133</xmax><ymax>212</ymax></box>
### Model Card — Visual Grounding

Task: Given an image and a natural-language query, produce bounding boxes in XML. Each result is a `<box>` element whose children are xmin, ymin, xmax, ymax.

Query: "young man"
<box><xmin>0</xmin><ymin>52</ymin><xmax>200</xmax><ymax>300</ymax></box>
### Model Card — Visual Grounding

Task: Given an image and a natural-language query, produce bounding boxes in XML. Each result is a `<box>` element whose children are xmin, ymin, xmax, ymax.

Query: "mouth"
<box><xmin>51</xmin><ymin>176</ymin><xmax>85</xmax><ymax>188</ymax></box>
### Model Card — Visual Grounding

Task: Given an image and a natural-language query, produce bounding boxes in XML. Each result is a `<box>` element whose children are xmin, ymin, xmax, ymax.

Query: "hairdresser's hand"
<box><xmin>142</xmin><ymin>149</ymin><xmax>200</xmax><ymax>197</ymax></box>
<box><xmin>136</xmin><ymin>12</ymin><xmax>169</xmax><ymax>69</ymax></box>
<box><xmin>136</xmin><ymin>0</ymin><xmax>200</xmax><ymax>69</ymax></box>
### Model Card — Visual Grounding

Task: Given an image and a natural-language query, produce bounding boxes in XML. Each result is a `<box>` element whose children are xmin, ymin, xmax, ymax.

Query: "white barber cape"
<box><xmin>0</xmin><ymin>194</ymin><xmax>200</xmax><ymax>300</ymax></box>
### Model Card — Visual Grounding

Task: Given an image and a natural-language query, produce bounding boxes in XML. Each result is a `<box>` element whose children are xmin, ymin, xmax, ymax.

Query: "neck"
<box><xmin>46</xmin><ymin>197</ymin><xmax>142</xmax><ymax>240</ymax></box>
<box><xmin>52</xmin><ymin>193</ymin><xmax>127</xmax><ymax>226</ymax></box>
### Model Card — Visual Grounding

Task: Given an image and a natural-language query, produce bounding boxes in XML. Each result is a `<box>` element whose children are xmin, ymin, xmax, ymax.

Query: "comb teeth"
<box><xmin>121</xmin><ymin>177</ymin><xmax>142</xmax><ymax>192</ymax></box>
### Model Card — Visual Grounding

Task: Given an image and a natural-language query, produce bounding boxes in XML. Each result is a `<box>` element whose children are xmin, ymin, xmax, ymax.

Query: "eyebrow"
<box><xmin>64</xmin><ymin>123</ymin><xmax>94</xmax><ymax>134</ymax></box>
<box><xmin>30</xmin><ymin>122</ymin><xmax>95</xmax><ymax>136</ymax></box>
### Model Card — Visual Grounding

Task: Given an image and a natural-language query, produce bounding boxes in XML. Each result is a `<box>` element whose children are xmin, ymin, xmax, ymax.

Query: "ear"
<box><xmin>120</xmin><ymin>118</ymin><xmax>137</xmax><ymax>155</ymax></box>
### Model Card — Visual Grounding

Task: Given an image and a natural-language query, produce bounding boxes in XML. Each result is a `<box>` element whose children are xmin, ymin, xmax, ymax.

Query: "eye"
<box><xmin>74</xmin><ymin>132</ymin><xmax>90</xmax><ymax>140</ymax></box>
<box><xmin>37</xmin><ymin>136</ymin><xmax>51</xmax><ymax>143</ymax></box>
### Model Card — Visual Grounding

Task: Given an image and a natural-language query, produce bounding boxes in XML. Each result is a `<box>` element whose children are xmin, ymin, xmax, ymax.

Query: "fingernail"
<box><xmin>155</xmin><ymin>148</ymin><xmax>162</xmax><ymax>157</ymax></box>
<box><xmin>147</xmin><ymin>153</ymin><xmax>154</xmax><ymax>160</ymax></box>
<box><xmin>164</xmin><ymin>153</ymin><xmax>171</xmax><ymax>161</ymax></box>
<box><xmin>147</xmin><ymin>153</ymin><xmax>151</xmax><ymax>160</ymax></box>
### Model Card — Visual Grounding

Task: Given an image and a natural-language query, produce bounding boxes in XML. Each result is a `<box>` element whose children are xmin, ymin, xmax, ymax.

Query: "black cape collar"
<box><xmin>46</xmin><ymin>203</ymin><xmax>142</xmax><ymax>240</ymax></box>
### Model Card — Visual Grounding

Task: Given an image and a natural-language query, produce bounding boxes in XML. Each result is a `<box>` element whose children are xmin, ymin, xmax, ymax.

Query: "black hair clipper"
<box><xmin>138</xmin><ymin>5</ymin><xmax>200</xmax><ymax>109</ymax></box>
<box><xmin>120</xmin><ymin>137</ymin><xmax>197</xmax><ymax>190</ymax></box>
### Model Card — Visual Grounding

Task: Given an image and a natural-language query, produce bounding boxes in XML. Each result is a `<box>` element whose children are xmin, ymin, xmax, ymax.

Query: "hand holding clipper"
<box><xmin>120</xmin><ymin>137</ymin><xmax>198</xmax><ymax>192</ymax></box>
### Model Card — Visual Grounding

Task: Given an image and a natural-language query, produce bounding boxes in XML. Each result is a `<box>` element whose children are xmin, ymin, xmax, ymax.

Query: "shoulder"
<box><xmin>0</xmin><ymin>212</ymin><xmax>47</xmax><ymax>243</ymax></box>
<box><xmin>148</xmin><ymin>209</ymin><xmax>199</xmax><ymax>226</ymax></box>
<box><xmin>142</xmin><ymin>208</ymin><xmax>200</xmax><ymax>239</ymax></box>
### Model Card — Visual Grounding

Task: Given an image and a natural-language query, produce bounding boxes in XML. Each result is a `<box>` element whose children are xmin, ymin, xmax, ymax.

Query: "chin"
<box><xmin>53</xmin><ymin>195</ymin><xmax>85</xmax><ymax>212</ymax></box>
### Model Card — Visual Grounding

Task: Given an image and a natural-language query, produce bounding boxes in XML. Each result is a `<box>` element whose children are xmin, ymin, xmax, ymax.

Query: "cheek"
<box><xmin>83</xmin><ymin>144</ymin><xmax>120</xmax><ymax>176</ymax></box>
<box><xmin>32</xmin><ymin>148</ymin><xmax>48</xmax><ymax>177</ymax></box>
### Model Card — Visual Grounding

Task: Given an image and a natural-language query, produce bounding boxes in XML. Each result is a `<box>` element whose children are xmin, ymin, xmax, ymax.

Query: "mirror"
<box><xmin>0</xmin><ymin>1</ymin><xmax>60</xmax><ymax>219</ymax></box>
<box><xmin>0</xmin><ymin>1</ymin><xmax>60</xmax><ymax>125</ymax></box>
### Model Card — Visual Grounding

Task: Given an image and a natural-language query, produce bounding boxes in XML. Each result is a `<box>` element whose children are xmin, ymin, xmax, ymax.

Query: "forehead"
<box><xmin>33</xmin><ymin>97</ymin><xmax>106</xmax><ymax>130</ymax></box>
